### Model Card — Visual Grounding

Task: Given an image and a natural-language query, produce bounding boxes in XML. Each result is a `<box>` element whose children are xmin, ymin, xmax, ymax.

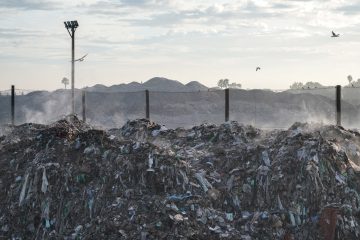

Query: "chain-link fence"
<box><xmin>1</xmin><ymin>85</ymin><xmax>359</xmax><ymax>129</ymax></box>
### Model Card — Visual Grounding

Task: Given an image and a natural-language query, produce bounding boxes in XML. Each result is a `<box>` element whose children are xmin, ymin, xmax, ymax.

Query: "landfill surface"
<box><xmin>0</xmin><ymin>116</ymin><xmax>359</xmax><ymax>239</ymax></box>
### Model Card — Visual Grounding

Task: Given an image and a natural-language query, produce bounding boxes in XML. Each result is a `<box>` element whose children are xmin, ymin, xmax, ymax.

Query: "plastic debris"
<box><xmin>0</xmin><ymin>117</ymin><xmax>359</xmax><ymax>239</ymax></box>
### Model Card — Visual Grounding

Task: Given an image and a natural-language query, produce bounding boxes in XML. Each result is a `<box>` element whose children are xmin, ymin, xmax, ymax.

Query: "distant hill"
<box><xmin>84</xmin><ymin>77</ymin><xmax>209</xmax><ymax>92</ymax></box>
<box><xmin>185</xmin><ymin>81</ymin><xmax>208</xmax><ymax>91</ymax></box>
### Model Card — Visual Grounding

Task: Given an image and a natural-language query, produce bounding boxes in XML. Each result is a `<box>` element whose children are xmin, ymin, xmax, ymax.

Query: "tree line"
<box><xmin>289</xmin><ymin>75</ymin><xmax>360</xmax><ymax>89</ymax></box>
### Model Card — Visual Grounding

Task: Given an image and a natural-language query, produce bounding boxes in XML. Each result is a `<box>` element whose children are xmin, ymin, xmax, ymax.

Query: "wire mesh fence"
<box><xmin>283</xmin><ymin>89</ymin><xmax>337</xmax><ymax>125</ymax></box>
<box><xmin>0</xmin><ymin>93</ymin><xmax>11</xmax><ymax>124</ymax></box>
<box><xmin>341</xmin><ymin>87</ymin><xmax>360</xmax><ymax>129</ymax></box>
<box><xmin>149</xmin><ymin>90</ymin><xmax>225</xmax><ymax>129</ymax></box>
<box><xmin>4</xmin><ymin>90</ymin><xmax>72</xmax><ymax>125</ymax></box>
<box><xmin>84</xmin><ymin>91</ymin><xmax>146</xmax><ymax>128</ymax></box>
<box><xmin>1</xmin><ymin>85</ymin><xmax>359</xmax><ymax>129</ymax></box>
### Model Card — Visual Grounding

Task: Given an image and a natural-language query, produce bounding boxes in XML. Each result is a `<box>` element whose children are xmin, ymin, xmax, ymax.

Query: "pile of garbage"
<box><xmin>0</xmin><ymin>116</ymin><xmax>359</xmax><ymax>239</ymax></box>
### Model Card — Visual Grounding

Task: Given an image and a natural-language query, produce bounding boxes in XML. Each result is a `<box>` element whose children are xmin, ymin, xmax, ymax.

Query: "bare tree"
<box><xmin>289</xmin><ymin>82</ymin><xmax>304</xmax><ymax>89</ymax></box>
<box><xmin>62</xmin><ymin>77</ymin><xmax>70</xmax><ymax>89</ymax></box>
<box><xmin>290</xmin><ymin>81</ymin><xmax>324</xmax><ymax>89</ymax></box>
<box><xmin>229</xmin><ymin>82</ymin><xmax>242</xmax><ymax>89</ymax></box>
<box><xmin>218</xmin><ymin>79</ymin><xmax>240</xmax><ymax>89</ymax></box>
<box><xmin>217</xmin><ymin>79</ymin><xmax>224</xmax><ymax>88</ymax></box>
<box><xmin>352</xmin><ymin>78</ymin><xmax>360</xmax><ymax>87</ymax></box>
<box><xmin>347</xmin><ymin>75</ymin><xmax>353</xmax><ymax>85</ymax></box>
<box><xmin>304</xmin><ymin>81</ymin><xmax>323</xmax><ymax>89</ymax></box>
<box><xmin>223</xmin><ymin>79</ymin><xmax>229</xmax><ymax>89</ymax></box>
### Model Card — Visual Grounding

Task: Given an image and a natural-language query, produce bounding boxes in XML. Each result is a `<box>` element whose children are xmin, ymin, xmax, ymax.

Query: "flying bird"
<box><xmin>331</xmin><ymin>31</ymin><xmax>340</xmax><ymax>37</ymax></box>
<box><xmin>74</xmin><ymin>54</ymin><xmax>88</xmax><ymax>62</ymax></box>
<box><xmin>256</xmin><ymin>67</ymin><xmax>261</xmax><ymax>71</ymax></box>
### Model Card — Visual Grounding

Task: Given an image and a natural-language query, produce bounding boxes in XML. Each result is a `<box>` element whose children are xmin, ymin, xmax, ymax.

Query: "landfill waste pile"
<box><xmin>0</xmin><ymin>116</ymin><xmax>360</xmax><ymax>239</ymax></box>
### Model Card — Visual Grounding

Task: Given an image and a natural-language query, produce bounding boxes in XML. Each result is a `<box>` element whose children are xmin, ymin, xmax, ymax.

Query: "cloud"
<box><xmin>3</xmin><ymin>0</ymin><xmax>360</xmax><ymax>91</ymax></box>
<box><xmin>271</xmin><ymin>3</ymin><xmax>293</xmax><ymax>10</ymax></box>
<box><xmin>113</xmin><ymin>1</ymin><xmax>282</xmax><ymax>31</ymax></box>
<box><xmin>86</xmin><ymin>0</ymin><xmax>168</xmax><ymax>13</ymax></box>
<box><xmin>120</xmin><ymin>0</ymin><xmax>151</xmax><ymax>6</ymax></box>
<box><xmin>336</xmin><ymin>4</ymin><xmax>360</xmax><ymax>15</ymax></box>
<box><xmin>0</xmin><ymin>0</ymin><xmax>58</xmax><ymax>10</ymax></box>
<box><xmin>0</xmin><ymin>27</ymin><xmax>42</xmax><ymax>38</ymax></box>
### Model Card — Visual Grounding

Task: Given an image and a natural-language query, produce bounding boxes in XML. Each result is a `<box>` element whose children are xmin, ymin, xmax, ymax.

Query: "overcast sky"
<box><xmin>1</xmin><ymin>0</ymin><xmax>360</xmax><ymax>90</ymax></box>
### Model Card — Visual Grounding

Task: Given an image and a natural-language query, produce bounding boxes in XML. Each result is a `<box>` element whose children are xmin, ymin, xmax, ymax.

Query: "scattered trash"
<box><xmin>0</xmin><ymin>117</ymin><xmax>359</xmax><ymax>239</ymax></box>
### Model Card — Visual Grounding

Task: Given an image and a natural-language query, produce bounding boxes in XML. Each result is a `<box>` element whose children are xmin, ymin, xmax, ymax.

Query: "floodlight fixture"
<box><xmin>64</xmin><ymin>21</ymin><xmax>79</xmax><ymax>30</ymax></box>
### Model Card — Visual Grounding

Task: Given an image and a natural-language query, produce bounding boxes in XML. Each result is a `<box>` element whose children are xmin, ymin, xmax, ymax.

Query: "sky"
<box><xmin>1</xmin><ymin>0</ymin><xmax>360</xmax><ymax>91</ymax></box>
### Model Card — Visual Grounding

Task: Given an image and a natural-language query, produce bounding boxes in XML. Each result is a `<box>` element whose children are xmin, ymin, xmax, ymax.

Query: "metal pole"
<box><xmin>336</xmin><ymin>85</ymin><xmax>341</xmax><ymax>126</ymax></box>
<box><xmin>11</xmin><ymin>85</ymin><xmax>15</xmax><ymax>125</ymax></box>
<box><xmin>145</xmin><ymin>90</ymin><xmax>150</xmax><ymax>120</ymax></box>
<box><xmin>82</xmin><ymin>90</ymin><xmax>86</xmax><ymax>122</ymax></box>
<box><xmin>225</xmin><ymin>88</ymin><xmax>229</xmax><ymax>122</ymax></box>
<box><xmin>71</xmin><ymin>28</ymin><xmax>75</xmax><ymax>115</ymax></box>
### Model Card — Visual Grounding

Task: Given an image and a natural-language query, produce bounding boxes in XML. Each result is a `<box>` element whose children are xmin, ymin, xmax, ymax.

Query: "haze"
<box><xmin>1</xmin><ymin>0</ymin><xmax>360</xmax><ymax>91</ymax></box>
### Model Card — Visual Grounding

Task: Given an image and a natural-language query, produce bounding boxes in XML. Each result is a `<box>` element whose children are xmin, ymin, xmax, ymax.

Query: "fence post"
<box><xmin>145</xmin><ymin>90</ymin><xmax>150</xmax><ymax>120</ymax></box>
<box><xmin>11</xmin><ymin>85</ymin><xmax>15</xmax><ymax>126</ymax></box>
<box><xmin>336</xmin><ymin>85</ymin><xmax>341</xmax><ymax>126</ymax></box>
<box><xmin>82</xmin><ymin>90</ymin><xmax>86</xmax><ymax>122</ymax></box>
<box><xmin>225</xmin><ymin>88</ymin><xmax>229</xmax><ymax>122</ymax></box>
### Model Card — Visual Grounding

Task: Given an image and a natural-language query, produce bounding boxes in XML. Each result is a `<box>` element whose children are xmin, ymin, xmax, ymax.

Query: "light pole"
<box><xmin>64</xmin><ymin>20</ymin><xmax>79</xmax><ymax>115</ymax></box>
